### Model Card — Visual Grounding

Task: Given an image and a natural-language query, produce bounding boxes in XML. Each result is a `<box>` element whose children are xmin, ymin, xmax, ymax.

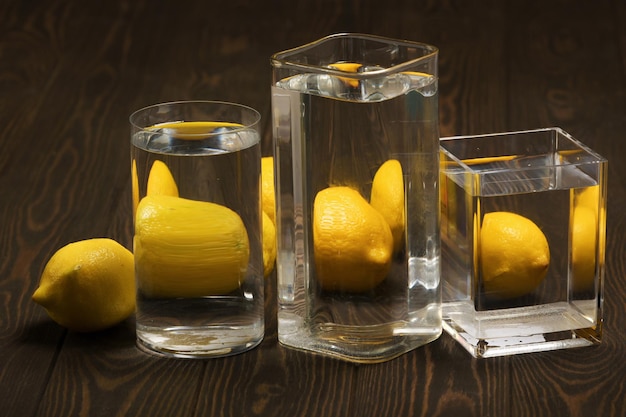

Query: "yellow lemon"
<box><xmin>32</xmin><ymin>238</ymin><xmax>135</xmax><ymax>332</ymax></box>
<box><xmin>313</xmin><ymin>186</ymin><xmax>394</xmax><ymax>292</ymax></box>
<box><xmin>329</xmin><ymin>62</ymin><xmax>362</xmax><ymax>88</ymax></box>
<box><xmin>150</xmin><ymin>121</ymin><xmax>243</xmax><ymax>140</ymax></box>
<box><xmin>146</xmin><ymin>160</ymin><xmax>179</xmax><ymax>197</ymax></box>
<box><xmin>134</xmin><ymin>195</ymin><xmax>249</xmax><ymax>298</ymax></box>
<box><xmin>329</xmin><ymin>62</ymin><xmax>362</xmax><ymax>72</ymax></box>
<box><xmin>261</xmin><ymin>156</ymin><xmax>276</xmax><ymax>223</ymax></box>
<box><xmin>132</xmin><ymin>159</ymin><xmax>140</xmax><ymax>217</ymax></box>
<box><xmin>571</xmin><ymin>185</ymin><xmax>602</xmax><ymax>292</ymax></box>
<box><xmin>262</xmin><ymin>210</ymin><xmax>277</xmax><ymax>278</ymax></box>
<box><xmin>370</xmin><ymin>159</ymin><xmax>404</xmax><ymax>251</ymax></box>
<box><xmin>571</xmin><ymin>206</ymin><xmax>598</xmax><ymax>292</ymax></box>
<box><xmin>575</xmin><ymin>185</ymin><xmax>600</xmax><ymax>215</ymax></box>
<box><xmin>480</xmin><ymin>211</ymin><xmax>550</xmax><ymax>299</ymax></box>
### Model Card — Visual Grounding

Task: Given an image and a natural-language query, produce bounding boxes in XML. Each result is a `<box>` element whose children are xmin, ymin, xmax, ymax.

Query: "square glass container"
<box><xmin>271</xmin><ymin>33</ymin><xmax>442</xmax><ymax>363</ymax></box>
<box><xmin>440</xmin><ymin>128</ymin><xmax>607</xmax><ymax>358</ymax></box>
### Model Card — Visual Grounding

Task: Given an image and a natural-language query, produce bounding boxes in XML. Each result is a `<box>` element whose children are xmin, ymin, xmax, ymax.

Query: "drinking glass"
<box><xmin>271</xmin><ymin>33</ymin><xmax>442</xmax><ymax>363</ymax></box>
<box><xmin>130</xmin><ymin>101</ymin><xmax>263</xmax><ymax>358</ymax></box>
<box><xmin>440</xmin><ymin>128</ymin><xmax>607</xmax><ymax>358</ymax></box>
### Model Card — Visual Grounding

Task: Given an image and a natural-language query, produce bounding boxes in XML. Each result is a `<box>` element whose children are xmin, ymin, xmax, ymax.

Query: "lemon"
<box><xmin>329</xmin><ymin>62</ymin><xmax>362</xmax><ymax>73</ymax></box>
<box><xmin>329</xmin><ymin>62</ymin><xmax>362</xmax><ymax>88</ymax></box>
<box><xmin>571</xmin><ymin>206</ymin><xmax>598</xmax><ymax>292</ymax></box>
<box><xmin>260</xmin><ymin>156</ymin><xmax>277</xmax><ymax>278</ymax></box>
<box><xmin>134</xmin><ymin>195</ymin><xmax>249</xmax><ymax>298</ymax></box>
<box><xmin>146</xmin><ymin>160</ymin><xmax>179</xmax><ymax>197</ymax></box>
<box><xmin>132</xmin><ymin>159</ymin><xmax>140</xmax><ymax>217</ymax></box>
<box><xmin>262</xmin><ymin>210</ymin><xmax>277</xmax><ymax>278</ymax></box>
<box><xmin>370</xmin><ymin>159</ymin><xmax>405</xmax><ymax>252</ymax></box>
<box><xmin>261</xmin><ymin>156</ymin><xmax>276</xmax><ymax>223</ymax></box>
<box><xmin>571</xmin><ymin>186</ymin><xmax>601</xmax><ymax>292</ymax></box>
<box><xmin>480</xmin><ymin>211</ymin><xmax>550</xmax><ymax>299</ymax></box>
<box><xmin>32</xmin><ymin>238</ymin><xmax>135</xmax><ymax>332</ymax></box>
<box><xmin>150</xmin><ymin>121</ymin><xmax>243</xmax><ymax>140</ymax></box>
<box><xmin>313</xmin><ymin>186</ymin><xmax>394</xmax><ymax>292</ymax></box>
<box><xmin>575</xmin><ymin>185</ymin><xmax>599</xmax><ymax>212</ymax></box>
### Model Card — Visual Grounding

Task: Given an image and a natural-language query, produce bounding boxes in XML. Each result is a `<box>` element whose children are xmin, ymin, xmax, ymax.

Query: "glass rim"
<box><xmin>440</xmin><ymin>127</ymin><xmax>608</xmax><ymax>173</ymax></box>
<box><xmin>270</xmin><ymin>32</ymin><xmax>439</xmax><ymax>77</ymax></box>
<box><xmin>129</xmin><ymin>100</ymin><xmax>261</xmax><ymax>134</ymax></box>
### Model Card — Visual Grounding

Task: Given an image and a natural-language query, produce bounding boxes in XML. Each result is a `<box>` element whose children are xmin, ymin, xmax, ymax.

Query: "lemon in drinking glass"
<box><xmin>480</xmin><ymin>211</ymin><xmax>550</xmax><ymax>299</ymax></box>
<box><xmin>261</xmin><ymin>156</ymin><xmax>276</xmax><ymax>223</ymax></box>
<box><xmin>370</xmin><ymin>159</ymin><xmax>405</xmax><ymax>252</ymax></box>
<box><xmin>313</xmin><ymin>186</ymin><xmax>393</xmax><ymax>293</ymax></box>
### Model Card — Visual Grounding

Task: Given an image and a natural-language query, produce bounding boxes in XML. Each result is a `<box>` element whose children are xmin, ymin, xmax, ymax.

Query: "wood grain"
<box><xmin>1</xmin><ymin>0</ymin><xmax>625</xmax><ymax>416</ymax></box>
<box><xmin>505</xmin><ymin>2</ymin><xmax>626</xmax><ymax>417</ymax></box>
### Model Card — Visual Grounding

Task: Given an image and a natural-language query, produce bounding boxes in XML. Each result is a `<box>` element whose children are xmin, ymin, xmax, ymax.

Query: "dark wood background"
<box><xmin>1</xmin><ymin>0</ymin><xmax>625</xmax><ymax>416</ymax></box>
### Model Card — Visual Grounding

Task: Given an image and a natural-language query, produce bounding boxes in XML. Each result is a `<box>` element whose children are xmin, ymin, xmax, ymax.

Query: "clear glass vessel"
<box><xmin>440</xmin><ymin>128</ymin><xmax>607</xmax><ymax>358</ymax></box>
<box><xmin>130</xmin><ymin>101</ymin><xmax>264</xmax><ymax>358</ymax></box>
<box><xmin>271</xmin><ymin>33</ymin><xmax>442</xmax><ymax>363</ymax></box>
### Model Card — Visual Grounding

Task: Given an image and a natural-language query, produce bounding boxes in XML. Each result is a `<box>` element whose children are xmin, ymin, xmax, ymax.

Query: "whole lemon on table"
<box><xmin>313</xmin><ymin>186</ymin><xmax>394</xmax><ymax>293</ymax></box>
<box><xmin>261</xmin><ymin>156</ymin><xmax>276</xmax><ymax>223</ymax></box>
<box><xmin>480</xmin><ymin>211</ymin><xmax>550</xmax><ymax>299</ymax></box>
<box><xmin>370</xmin><ymin>159</ymin><xmax>405</xmax><ymax>252</ymax></box>
<box><xmin>32</xmin><ymin>238</ymin><xmax>135</xmax><ymax>332</ymax></box>
<box><xmin>134</xmin><ymin>195</ymin><xmax>249</xmax><ymax>298</ymax></box>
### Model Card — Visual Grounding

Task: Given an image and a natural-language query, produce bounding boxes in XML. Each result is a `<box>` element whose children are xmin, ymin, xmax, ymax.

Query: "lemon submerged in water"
<box><xmin>313</xmin><ymin>186</ymin><xmax>394</xmax><ymax>293</ymax></box>
<box><xmin>370</xmin><ymin>159</ymin><xmax>405</xmax><ymax>252</ymax></box>
<box><xmin>134</xmin><ymin>122</ymin><xmax>276</xmax><ymax>287</ymax></box>
<box><xmin>146</xmin><ymin>160</ymin><xmax>179</xmax><ymax>197</ymax></box>
<box><xmin>149</xmin><ymin>121</ymin><xmax>244</xmax><ymax>140</ymax></box>
<box><xmin>134</xmin><ymin>195</ymin><xmax>250</xmax><ymax>298</ymax></box>
<box><xmin>261</xmin><ymin>156</ymin><xmax>276</xmax><ymax>223</ymax></box>
<box><xmin>572</xmin><ymin>186</ymin><xmax>601</xmax><ymax>292</ymax></box>
<box><xmin>262</xmin><ymin>210</ymin><xmax>277</xmax><ymax>278</ymax></box>
<box><xmin>310</xmin><ymin>159</ymin><xmax>408</xmax><ymax>293</ymax></box>
<box><xmin>480</xmin><ymin>211</ymin><xmax>550</xmax><ymax>299</ymax></box>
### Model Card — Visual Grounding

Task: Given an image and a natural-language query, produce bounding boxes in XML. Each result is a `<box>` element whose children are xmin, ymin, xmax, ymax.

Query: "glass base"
<box><xmin>442</xmin><ymin>301</ymin><xmax>601</xmax><ymax>358</ymax></box>
<box><xmin>278</xmin><ymin>312</ymin><xmax>441</xmax><ymax>363</ymax></box>
<box><xmin>136</xmin><ymin>325</ymin><xmax>264</xmax><ymax>359</ymax></box>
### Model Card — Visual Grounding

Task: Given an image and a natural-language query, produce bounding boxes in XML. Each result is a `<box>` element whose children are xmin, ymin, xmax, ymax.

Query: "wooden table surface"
<box><xmin>2</xmin><ymin>1</ymin><xmax>625</xmax><ymax>416</ymax></box>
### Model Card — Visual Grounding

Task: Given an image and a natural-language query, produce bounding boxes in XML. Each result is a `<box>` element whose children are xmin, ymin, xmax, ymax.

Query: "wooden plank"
<box><xmin>197</xmin><ymin>342</ymin><xmax>357</xmax><ymax>417</ymax></box>
<box><xmin>0</xmin><ymin>2</ymin><xmax>132</xmax><ymax>415</ymax></box>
